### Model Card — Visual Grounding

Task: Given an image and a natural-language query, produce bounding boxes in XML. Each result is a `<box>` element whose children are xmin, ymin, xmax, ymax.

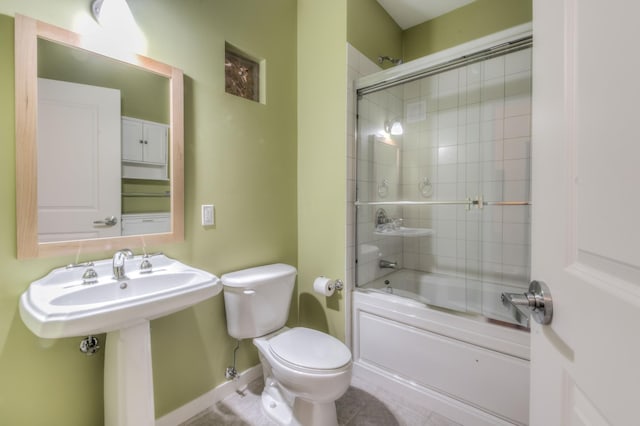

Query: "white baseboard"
<box><xmin>156</xmin><ymin>365</ymin><xmax>263</xmax><ymax>426</ymax></box>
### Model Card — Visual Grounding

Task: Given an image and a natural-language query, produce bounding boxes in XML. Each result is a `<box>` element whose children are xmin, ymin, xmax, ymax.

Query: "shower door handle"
<box><xmin>501</xmin><ymin>280</ymin><xmax>553</xmax><ymax>325</ymax></box>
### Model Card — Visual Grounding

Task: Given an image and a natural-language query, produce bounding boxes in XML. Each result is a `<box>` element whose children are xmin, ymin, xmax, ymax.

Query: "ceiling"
<box><xmin>376</xmin><ymin>0</ymin><xmax>476</xmax><ymax>30</ymax></box>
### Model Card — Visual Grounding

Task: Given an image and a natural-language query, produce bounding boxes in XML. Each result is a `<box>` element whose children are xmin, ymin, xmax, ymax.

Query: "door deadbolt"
<box><xmin>501</xmin><ymin>280</ymin><xmax>553</xmax><ymax>325</ymax></box>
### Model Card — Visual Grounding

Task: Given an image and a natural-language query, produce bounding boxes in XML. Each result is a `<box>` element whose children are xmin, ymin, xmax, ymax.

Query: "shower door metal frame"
<box><xmin>353</xmin><ymin>23</ymin><xmax>534</xmax><ymax>325</ymax></box>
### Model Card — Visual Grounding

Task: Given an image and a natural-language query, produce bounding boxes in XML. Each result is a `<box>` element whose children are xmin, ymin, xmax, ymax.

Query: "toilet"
<box><xmin>221</xmin><ymin>264</ymin><xmax>352</xmax><ymax>426</ymax></box>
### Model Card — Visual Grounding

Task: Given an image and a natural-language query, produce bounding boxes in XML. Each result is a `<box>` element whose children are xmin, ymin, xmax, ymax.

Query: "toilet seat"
<box><xmin>268</xmin><ymin>327</ymin><xmax>351</xmax><ymax>371</ymax></box>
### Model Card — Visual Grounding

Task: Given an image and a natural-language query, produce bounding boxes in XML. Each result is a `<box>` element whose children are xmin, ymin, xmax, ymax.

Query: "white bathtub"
<box><xmin>352</xmin><ymin>278</ymin><xmax>531</xmax><ymax>425</ymax></box>
<box><xmin>359</xmin><ymin>269</ymin><xmax>468</xmax><ymax>311</ymax></box>
<box><xmin>359</xmin><ymin>269</ymin><xmax>531</xmax><ymax>327</ymax></box>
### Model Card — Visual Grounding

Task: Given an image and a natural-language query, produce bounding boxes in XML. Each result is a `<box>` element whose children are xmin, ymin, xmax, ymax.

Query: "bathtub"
<box><xmin>359</xmin><ymin>269</ymin><xmax>531</xmax><ymax>327</ymax></box>
<box><xmin>352</xmin><ymin>271</ymin><xmax>531</xmax><ymax>425</ymax></box>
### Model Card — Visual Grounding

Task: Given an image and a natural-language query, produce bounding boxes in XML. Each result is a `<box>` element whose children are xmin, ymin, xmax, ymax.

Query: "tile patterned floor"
<box><xmin>181</xmin><ymin>375</ymin><xmax>462</xmax><ymax>426</ymax></box>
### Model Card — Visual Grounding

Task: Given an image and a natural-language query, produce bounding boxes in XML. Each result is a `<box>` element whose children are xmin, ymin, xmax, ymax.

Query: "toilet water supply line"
<box><xmin>226</xmin><ymin>340</ymin><xmax>241</xmax><ymax>380</ymax></box>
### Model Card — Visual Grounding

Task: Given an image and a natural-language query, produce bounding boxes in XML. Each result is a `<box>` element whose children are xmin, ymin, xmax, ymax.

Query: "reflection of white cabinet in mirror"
<box><xmin>121</xmin><ymin>117</ymin><xmax>169</xmax><ymax>180</ymax></box>
<box><xmin>121</xmin><ymin>213</ymin><xmax>170</xmax><ymax>236</ymax></box>
<box><xmin>37</xmin><ymin>78</ymin><xmax>122</xmax><ymax>242</ymax></box>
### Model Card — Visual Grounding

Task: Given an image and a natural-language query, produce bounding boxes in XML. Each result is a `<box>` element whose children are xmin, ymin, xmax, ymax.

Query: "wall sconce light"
<box><xmin>91</xmin><ymin>0</ymin><xmax>105</xmax><ymax>22</ymax></box>
<box><xmin>79</xmin><ymin>0</ymin><xmax>147</xmax><ymax>59</ymax></box>
<box><xmin>384</xmin><ymin>119</ymin><xmax>404</xmax><ymax>136</ymax></box>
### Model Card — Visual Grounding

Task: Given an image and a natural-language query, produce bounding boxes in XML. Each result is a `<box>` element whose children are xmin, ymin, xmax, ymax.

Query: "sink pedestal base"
<box><xmin>104</xmin><ymin>321</ymin><xmax>155</xmax><ymax>426</ymax></box>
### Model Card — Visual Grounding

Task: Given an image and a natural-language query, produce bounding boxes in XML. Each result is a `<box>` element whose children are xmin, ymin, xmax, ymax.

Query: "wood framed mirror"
<box><xmin>15</xmin><ymin>14</ymin><xmax>184</xmax><ymax>259</ymax></box>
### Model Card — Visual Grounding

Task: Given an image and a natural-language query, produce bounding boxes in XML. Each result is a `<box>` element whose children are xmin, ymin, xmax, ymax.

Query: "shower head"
<box><xmin>378</xmin><ymin>56</ymin><xmax>403</xmax><ymax>66</ymax></box>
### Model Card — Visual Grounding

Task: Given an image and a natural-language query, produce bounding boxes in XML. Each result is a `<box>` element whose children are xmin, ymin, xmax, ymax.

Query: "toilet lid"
<box><xmin>269</xmin><ymin>327</ymin><xmax>351</xmax><ymax>370</ymax></box>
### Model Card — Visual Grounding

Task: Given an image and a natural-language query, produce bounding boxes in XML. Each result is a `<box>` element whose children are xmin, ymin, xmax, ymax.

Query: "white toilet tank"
<box><xmin>221</xmin><ymin>263</ymin><xmax>297</xmax><ymax>340</ymax></box>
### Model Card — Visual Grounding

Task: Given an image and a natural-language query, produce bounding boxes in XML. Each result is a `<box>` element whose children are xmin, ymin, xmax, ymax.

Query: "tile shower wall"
<box><xmin>351</xmin><ymin>45</ymin><xmax>532</xmax><ymax>322</ymax></box>
<box><xmin>401</xmin><ymin>48</ymin><xmax>533</xmax><ymax>316</ymax></box>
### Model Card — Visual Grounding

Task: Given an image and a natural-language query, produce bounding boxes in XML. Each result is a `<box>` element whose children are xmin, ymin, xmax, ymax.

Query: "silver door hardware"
<box><xmin>501</xmin><ymin>280</ymin><xmax>553</xmax><ymax>325</ymax></box>
<box><xmin>93</xmin><ymin>216</ymin><xmax>118</xmax><ymax>226</ymax></box>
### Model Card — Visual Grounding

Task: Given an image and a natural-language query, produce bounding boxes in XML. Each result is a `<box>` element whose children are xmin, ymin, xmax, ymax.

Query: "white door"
<box><xmin>38</xmin><ymin>78</ymin><xmax>122</xmax><ymax>242</ymax></box>
<box><xmin>531</xmin><ymin>1</ymin><xmax>640</xmax><ymax>424</ymax></box>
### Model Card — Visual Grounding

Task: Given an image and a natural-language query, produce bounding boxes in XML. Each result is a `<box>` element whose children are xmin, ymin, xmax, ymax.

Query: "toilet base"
<box><xmin>260</xmin><ymin>379</ymin><xmax>338</xmax><ymax>426</ymax></box>
<box><xmin>293</xmin><ymin>398</ymin><xmax>338</xmax><ymax>426</ymax></box>
<box><xmin>261</xmin><ymin>379</ymin><xmax>295</xmax><ymax>426</ymax></box>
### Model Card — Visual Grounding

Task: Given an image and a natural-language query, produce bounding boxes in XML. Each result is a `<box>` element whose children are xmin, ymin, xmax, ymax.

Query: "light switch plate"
<box><xmin>201</xmin><ymin>204</ymin><xmax>214</xmax><ymax>226</ymax></box>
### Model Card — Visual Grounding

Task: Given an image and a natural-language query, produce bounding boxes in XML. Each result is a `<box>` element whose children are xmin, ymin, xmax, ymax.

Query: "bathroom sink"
<box><xmin>20</xmin><ymin>253</ymin><xmax>221</xmax><ymax>425</ymax></box>
<box><xmin>19</xmin><ymin>254</ymin><xmax>221</xmax><ymax>338</ymax></box>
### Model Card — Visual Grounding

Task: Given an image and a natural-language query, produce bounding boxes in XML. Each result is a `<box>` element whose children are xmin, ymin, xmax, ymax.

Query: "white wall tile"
<box><xmin>504</xmin><ymin>158</ymin><xmax>530</xmax><ymax>181</ymax></box>
<box><xmin>482</xmin><ymin>56</ymin><xmax>505</xmax><ymax>80</ymax></box>
<box><xmin>502</xmin><ymin>243</ymin><xmax>529</xmax><ymax>267</ymax></box>
<box><xmin>438</xmin><ymin>69</ymin><xmax>459</xmax><ymax>90</ymax></box>
<box><xmin>437</xmin><ymin>127</ymin><xmax>458</xmax><ymax>146</ymax></box>
<box><xmin>438</xmin><ymin>108</ymin><xmax>458</xmax><ymax>129</ymax></box>
<box><xmin>481</xmin><ymin>78</ymin><xmax>505</xmax><ymax>101</ymax></box>
<box><xmin>437</xmin><ymin>164</ymin><xmax>458</xmax><ymax>183</ymax></box>
<box><xmin>503</xmin><ymin>223</ymin><xmax>530</xmax><ymax>245</ymax></box>
<box><xmin>505</xmin><ymin>49</ymin><xmax>532</xmax><ymax>75</ymax></box>
<box><xmin>437</xmin><ymin>146</ymin><xmax>457</xmax><ymax>165</ymax></box>
<box><xmin>504</xmin><ymin>115</ymin><xmax>530</xmax><ymax>139</ymax></box>
<box><xmin>503</xmin><ymin>180</ymin><xmax>530</xmax><ymax>201</ymax></box>
<box><xmin>503</xmin><ymin>137</ymin><xmax>530</xmax><ymax>160</ymax></box>
<box><xmin>480</xmin><ymin>119</ymin><xmax>504</xmax><ymax>141</ymax></box>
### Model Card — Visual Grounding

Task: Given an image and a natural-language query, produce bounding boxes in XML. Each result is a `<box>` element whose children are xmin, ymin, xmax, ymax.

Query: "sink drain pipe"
<box><xmin>80</xmin><ymin>335</ymin><xmax>100</xmax><ymax>355</ymax></box>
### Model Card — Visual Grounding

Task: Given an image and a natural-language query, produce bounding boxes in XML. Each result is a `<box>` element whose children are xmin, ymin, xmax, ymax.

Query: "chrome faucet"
<box><xmin>375</xmin><ymin>208</ymin><xmax>403</xmax><ymax>232</ymax></box>
<box><xmin>112</xmin><ymin>249</ymin><xmax>134</xmax><ymax>280</ymax></box>
<box><xmin>379</xmin><ymin>259</ymin><xmax>398</xmax><ymax>269</ymax></box>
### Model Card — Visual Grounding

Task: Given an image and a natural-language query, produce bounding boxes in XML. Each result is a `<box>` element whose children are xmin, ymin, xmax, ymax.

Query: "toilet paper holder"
<box><xmin>313</xmin><ymin>276</ymin><xmax>345</xmax><ymax>296</ymax></box>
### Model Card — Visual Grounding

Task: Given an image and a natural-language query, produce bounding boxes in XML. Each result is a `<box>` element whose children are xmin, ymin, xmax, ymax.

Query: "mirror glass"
<box><xmin>15</xmin><ymin>15</ymin><xmax>184</xmax><ymax>259</ymax></box>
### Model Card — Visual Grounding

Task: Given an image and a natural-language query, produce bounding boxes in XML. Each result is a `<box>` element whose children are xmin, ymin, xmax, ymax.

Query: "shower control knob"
<box><xmin>501</xmin><ymin>280</ymin><xmax>553</xmax><ymax>325</ymax></box>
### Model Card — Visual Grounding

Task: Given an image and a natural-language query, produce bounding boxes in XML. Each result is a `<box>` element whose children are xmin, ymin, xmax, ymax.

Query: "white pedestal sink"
<box><xmin>19</xmin><ymin>254</ymin><xmax>221</xmax><ymax>426</ymax></box>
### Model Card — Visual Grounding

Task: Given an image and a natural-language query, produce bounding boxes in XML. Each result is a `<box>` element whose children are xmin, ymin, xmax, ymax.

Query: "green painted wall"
<box><xmin>346</xmin><ymin>0</ymin><xmax>531</xmax><ymax>68</ymax></box>
<box><xmin>403</xmin><ymin>0</ymin><xmax>532</xmax><ymax>61</ymax></box>
<box><xmin>0</xmin><ymin>0</ymin><xmax>297</xmax><ymax>424</ymax></box>
<box><xmin>346</xmin><ymin>0</ymin><xmax>402</xmax><ymax>69</ymax></box>
<box><xmin>38</xmin><ymin>38</ymin><xmax>170</xmax><ymax>124</ymax></box>
<box><xmin>297</xmin><ymin>0</ymin><xmax>347</xmax><ymax>340</ymax></box>
<box><xmin>121</xmin><ymin>180</ymin><xmax>171</xmax><ymax>214</ymax></box>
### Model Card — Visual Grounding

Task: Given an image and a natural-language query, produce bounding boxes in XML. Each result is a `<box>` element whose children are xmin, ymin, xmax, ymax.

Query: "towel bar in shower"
<box><xmin>354</xmin><ymin>199</ymin><xmax>531</xmax><ymax>208</ymax></box>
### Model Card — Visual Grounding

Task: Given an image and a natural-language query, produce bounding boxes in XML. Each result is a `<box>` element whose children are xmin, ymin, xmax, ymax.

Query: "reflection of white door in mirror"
<box><xmin>37</xmin><ymin>78</ymin><xmax>121</xmax><ymax>242</ymax></box>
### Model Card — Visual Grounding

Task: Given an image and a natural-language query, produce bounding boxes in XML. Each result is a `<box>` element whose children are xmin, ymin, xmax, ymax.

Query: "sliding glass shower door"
<box><xmin>355</xmin><ymin>43</ymin><xmax>532</xmax><ymax>326</ymax></box>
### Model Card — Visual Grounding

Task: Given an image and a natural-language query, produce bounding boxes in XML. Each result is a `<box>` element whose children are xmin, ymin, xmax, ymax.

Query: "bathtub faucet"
<box><xmin>379</xmin><ymin>259</ymin><xmax>398</xmax><ymax>269</ymax></box>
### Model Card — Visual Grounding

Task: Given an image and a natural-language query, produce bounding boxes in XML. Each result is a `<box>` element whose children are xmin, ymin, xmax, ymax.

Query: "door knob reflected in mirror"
<box><xmin>501</xmin><ymin>280</ymin><xmax>553</xmax><ymax>325</ymax></box>
<box><xmin>93</xmin><ymin>216</ymin><xmax>118</xmax><ymax>227</ymax></box>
